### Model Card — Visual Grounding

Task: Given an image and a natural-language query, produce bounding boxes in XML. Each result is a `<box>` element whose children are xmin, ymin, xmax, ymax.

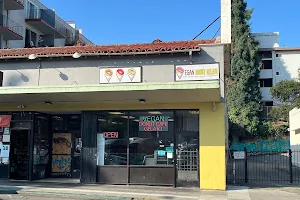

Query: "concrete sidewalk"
<box><xmin>0</xmin><ymin>180</ymin><xmax>300</xmax><ymax>199</ymax></box>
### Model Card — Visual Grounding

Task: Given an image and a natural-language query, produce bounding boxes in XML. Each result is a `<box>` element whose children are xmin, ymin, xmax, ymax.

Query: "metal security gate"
<box><xmin>227</xmin><ymin>149</ymin><xmax>300</xmax><ymax>185</ymax></box>
<box><xmin>176</xmin><ymin>150</ymin><xmax>199</xmax><ymax>187</ymax></box>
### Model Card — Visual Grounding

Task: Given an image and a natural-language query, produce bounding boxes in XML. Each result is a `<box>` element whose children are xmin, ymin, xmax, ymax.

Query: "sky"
<box><xmin>41</xmin><ymin>0</ymin><xmax>300</xmax><ymax>47</ymax></box>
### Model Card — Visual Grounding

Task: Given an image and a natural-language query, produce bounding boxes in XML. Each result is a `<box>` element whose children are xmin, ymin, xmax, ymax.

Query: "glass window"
<box><xmin>260</xmin><ymin>78</ymin><xmax>273</xmax><ymax>87</ymax></box>
<box><xmin>97</xmin><ymin>111</ymin><xmax>128</xmax><ymax>166</ymax></box>
<box><xmin>260</xmin><ymin>60</ymin><xmax>272</xmax><ymax>69</ymax></box>
<box><xmin>259</xmin><ymin>51</ymin><xmax>272</xmax><ymax>59</ymax></box>
<box><xmin>129</xmin><ymin>111</ymin><xmax>174</xmax><ymax>166</ymax></box>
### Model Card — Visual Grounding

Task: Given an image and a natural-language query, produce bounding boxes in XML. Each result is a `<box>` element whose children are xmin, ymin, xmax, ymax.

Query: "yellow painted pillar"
<box><xmin>199</xmin><ymin>103</ymin><xmax>226</xmax><ymax>190</ymax></box>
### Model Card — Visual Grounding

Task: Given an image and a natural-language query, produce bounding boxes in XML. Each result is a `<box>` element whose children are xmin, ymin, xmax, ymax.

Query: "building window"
<box><xmin>260</xmin><ymin>78</ymin><xmax>273</xmax><ymax>87</ymax></box>
<box><xmin>259</xmin><ymin>51</ymin><xmax>272</xmax><ymax>59</ymax></box>
<box><xmin>261</xmin><ymin>101</ymin><xmax>273</xmax><ymax>106</ymax></box>
<box><xmin>96</xmin><ymin>110</ymin><xmax>199</xmax><ymax>166</ymax></box>
<box><xmin>260</xmin><ymin>60</ymin><xmax>272</xmax><ymax>69</ymax></box>
<box><xmin>27</xmin><ymin>1</ymin><xmax>39</xmax><ymax>19</ymax></box>
<box><xmin>129</xmin><ymin>111</ymin><xmax>174</xmax><ymax>166</ymax></box>
<box><xmin>25</xmin><ymin>29</ymin><xmax>38</xmax><ymax>47</ymax></box>
<box><xmin>97</xmin><ymin>111</ymin><xmax>129</xmax><ymax>166</ymax></box>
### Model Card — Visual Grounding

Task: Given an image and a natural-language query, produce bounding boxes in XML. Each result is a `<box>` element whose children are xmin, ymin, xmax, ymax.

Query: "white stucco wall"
<box><xmin>252</xmin><ymin>32</ymin><xmax>280</xmax><ymax>48</ymax></box>
<box><xmin>274</xmin><ymin>51</ymin><xmax>300</xmax><ymax>84</ymax></box>
<box><xmin>0</xmin><ymin>45</ymin><xmax>225</xmax><ymax>98</ymax></box>
<box><xmin>290</xmin><ymin>108</ymin><xmax>300</xmax><ymax>167</ymax></box>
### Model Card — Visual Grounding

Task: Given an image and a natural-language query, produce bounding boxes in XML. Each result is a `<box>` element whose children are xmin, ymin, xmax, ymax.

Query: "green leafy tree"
<box><xmin>269</xmin><ymin>71</ymin><xmax>300</xmax><ymax>122</ymax></box>
<box><xmin>227</xmin><ymin>0</ymin><xmax>261</xmax><ymax>137</ymax></box>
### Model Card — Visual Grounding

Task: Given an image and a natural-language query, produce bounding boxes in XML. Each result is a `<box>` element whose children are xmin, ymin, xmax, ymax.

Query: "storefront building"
<box><xmin>0</xmin><ymin>39</ymin><xmax>229</xmax><ymax>190</ymax></box>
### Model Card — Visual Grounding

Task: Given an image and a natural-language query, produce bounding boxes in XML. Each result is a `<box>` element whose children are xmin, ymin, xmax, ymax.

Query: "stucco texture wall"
<box><xmin>0</xmin><ymin>45</ymin><xmax>224</xmax><ymax>87</ymax></box>
<box><xmin>290</xmin><ymin>108</ymin><xmax>300</xmax><ymax>167</ymax></box>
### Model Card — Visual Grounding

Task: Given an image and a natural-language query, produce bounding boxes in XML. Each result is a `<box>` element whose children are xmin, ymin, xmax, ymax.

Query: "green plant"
<box><xmin>227</xmin><ymin>0</ymin><xmax>261</xmax><ymax>137</ymax></box>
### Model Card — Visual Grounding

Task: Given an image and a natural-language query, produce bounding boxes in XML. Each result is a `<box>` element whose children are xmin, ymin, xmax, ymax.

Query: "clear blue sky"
<box><xmin>41</xmin><ymin>0</ymin><xmax>299</xmax><ymax>47</ymax></box>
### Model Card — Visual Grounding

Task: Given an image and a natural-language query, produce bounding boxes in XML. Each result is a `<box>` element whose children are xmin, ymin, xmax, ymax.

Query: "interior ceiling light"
<box><xmin>120</xmin><ymin>116</ymin><xmax>135</xmax><ymax>119</ymax></box>
<box><xmin>28</xmin><ymin>54</ymin><xmax>37</xmax><ymax>60</ymax></box>
<box><xmin>148</xmin><ymin>111</ymin><xmax>162</xmax><ymax>115</ymax></box>
<box><xmin>72</xmin><ymin>52</ymin><xmax>82</xmax><ymax>59</ymax></box>
<box><xmin>109</xmin><ymin>112</ymin><xmax>124</xmax><ymax>115</ymax></box>
<box><xmin>44</xmin><ymin>101</ymin><xmax>52</xmax><ymax>105</ymax></box>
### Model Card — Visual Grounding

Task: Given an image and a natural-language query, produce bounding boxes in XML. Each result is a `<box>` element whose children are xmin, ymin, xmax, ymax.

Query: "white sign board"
<box><xmin>0</xmin><ymin>144</ymin><xmax>10</xmax><ymax>158</ymax></box>
<box><xmin>100</xmin><ymin>67</ymin><xmax>141</xmax><ymax>84</ymax></box>
<box><xmin>175</xmin><ymin>64</ymin><xmax>219</xmax><ymax>81</ymax></box>
<box><xmin>233</xmin><ymin>151</ymin><xmax>245</xmax><ymax>160</ymax></box>
<box><xmin>2</xmin><ymin>135</ymin><xmax>10</xmax><ymax>143</ymax></box>
<box><xmin>3</xmin><ymin>127</ymin><xmax>10</xmax><ymax>135</ymax></box>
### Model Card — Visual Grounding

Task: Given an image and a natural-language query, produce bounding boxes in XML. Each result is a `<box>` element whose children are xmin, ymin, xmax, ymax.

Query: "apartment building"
<box><xmin>252</xmin><ymin>32</ymin><xmax>300</xmax><ymax>120</ymax></box>
<box><xmin>0</xmin><ymin>0</ymin><xmax>93</xmax><ymax>49</ymax></box>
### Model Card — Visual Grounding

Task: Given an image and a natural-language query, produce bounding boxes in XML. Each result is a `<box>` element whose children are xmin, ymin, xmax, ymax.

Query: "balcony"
<box><xmin>25</xmin><ymin>9</ymin><xmax>66</xmax><ymax>38</ymax></box>
<box><xmin>0</xmin><ymin>14</ymin><xmax>23</xmax><ymax>40</ymax></box>
<box><xmin>261</xmin><ymin>106</ymin><xmax>274</xmax><ymax>121</ymax></box>
<box><xmin>3</xmin><ymin>0</ymin><xmax>24</xmax><ymax>10</ymax></box>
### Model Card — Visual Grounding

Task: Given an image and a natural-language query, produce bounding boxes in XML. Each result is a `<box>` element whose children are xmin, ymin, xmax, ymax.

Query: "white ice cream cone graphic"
<box><xmin>104</xmin><ymin>69</ymin><xmax>113</xmax><ymax>82</ymax></box>
<box><xmin>116</xmin><ymin>69</ymin><xmax>125</xmax><ymax>81</ymax></box>
<box><xmin>176</xmin><ymin>67</ymin><xmax>184</xmax><ymax>79</ymax></box>
<box><xmin>127</xmin><ymin>68</ymin><xmax>136</xmax><ymax>81</ymax></box>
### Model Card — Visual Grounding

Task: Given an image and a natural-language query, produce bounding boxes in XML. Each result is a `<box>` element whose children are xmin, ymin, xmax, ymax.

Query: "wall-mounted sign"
<box><xmin>139</xmin><ymin>116</ymin><xmax>169</xmax><ymax>131</ymax></box>
<box><xmin>3</xmin><ymin>128</ymin><xmax>10</xmax><ymax>135</ymax></box>
<box><xmin>100</xmin><ymin>67</ymin><xmax>141</xmax><ymax>83</ymax></box>
<box><xmin>0</xmin><ymin>115</ymin><xmax>11</xmax><ymax>127</ymax></box>
<box><xmin>0</xmin><ymin>144</ymin><xmax>10</xmax><ymax>157</ymax></box>
<box><xmin>103</xmin><ymin>132</ymin><xmax>119</xmax><ymax>139</ymax></box>
<box><xmin>175</xmin><ymin>64</ymin><xmax>219</xmax><ymax>81</ymax></box>
<box><xmin>233</xmin><ymin>151</ymin><xmax>245</xmax><ymax>160</ymax></box>
<box><xmin>2</xmin><ymin>135</ymin><xmax>10</xmax><ymax>143</ymax></box>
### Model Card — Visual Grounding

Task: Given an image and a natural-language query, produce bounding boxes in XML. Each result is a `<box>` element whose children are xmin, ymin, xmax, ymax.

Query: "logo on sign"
<box><xmin>103</xmin><ymin>132</ymin><xmax>119</xmax><ymax>138</ymax></box>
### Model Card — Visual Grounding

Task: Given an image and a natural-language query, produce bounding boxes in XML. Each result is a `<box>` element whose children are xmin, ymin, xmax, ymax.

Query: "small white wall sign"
<box><xmin>233</xmin><ymin>151</ymin><xmax>245</xmax><ymax>160</ymax></box>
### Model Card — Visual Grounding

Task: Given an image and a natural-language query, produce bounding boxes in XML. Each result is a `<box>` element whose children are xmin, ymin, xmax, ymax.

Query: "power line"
<box><xmin>213</xmin><ymin>27</ymin><xmax>221</xmax><ymax>39</ymax></box>
<box><xmin>192</xmin><ymin>16</ymin><xmax>220</xmax><ymax>40</ymax></box>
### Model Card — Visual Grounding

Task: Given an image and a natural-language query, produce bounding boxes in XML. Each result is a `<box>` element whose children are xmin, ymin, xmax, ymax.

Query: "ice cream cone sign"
<box><xmin>127</xmin><ymin>68</ymin><xmax>136</xmax><ymax>81</ymax></box>
<box><xmin>104</xmin><ymin>69</ymin><xmax>113</xmax><ymax>82</ymax></box>
<box><xmin>116</xmin><ymin>69</ymin><xmax>125</xmax><ymax>81</ymax></box>
<box><xmin>176</xmin><ymin>67</ymin><xmax>184</xmax><ymax>79</ymax></box>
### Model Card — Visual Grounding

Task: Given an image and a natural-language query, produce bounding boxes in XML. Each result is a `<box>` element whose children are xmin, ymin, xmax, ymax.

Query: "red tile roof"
<box><xmin>0</xmin><ymin>39</ymin><xmax>215</xmax><ymax>59</ymax></box>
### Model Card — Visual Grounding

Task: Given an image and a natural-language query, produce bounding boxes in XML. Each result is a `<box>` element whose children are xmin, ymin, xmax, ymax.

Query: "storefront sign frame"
<box><xmin>175</xmin><ymin>63</ymin><xmax>219</xmax><ymax>81</ymax></box>
<box><xmin>100</xmin><ymin>67</ymin><xmax>142</xmax><ymax>84</ymax></box>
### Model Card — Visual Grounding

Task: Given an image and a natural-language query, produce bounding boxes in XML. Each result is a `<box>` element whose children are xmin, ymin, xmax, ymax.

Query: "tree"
<box><xmin>227</xmin><ymin>0</ymin><xmax>261</xmax><ymax>137</ymax></box>
<box><xmin>269</xmin><ymin>71</ymin><xmax>300</xmax><ymax>122</ymax></box>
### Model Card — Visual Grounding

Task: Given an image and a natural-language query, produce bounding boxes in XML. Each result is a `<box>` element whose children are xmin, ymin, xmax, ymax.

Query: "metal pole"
<box><xmin>244</xmin><ymin>147</ymin><xmax>248</xmax><ymax>183</ymax></box>
<box><xmin>233</xmin><ymin>158</ymin><xmax>236</xmax><ymax>184</ymax></box>
<box><xmin>289</xmin><ymin>149</ymin><xmax>293</xmax><ymax>183</ymax></box>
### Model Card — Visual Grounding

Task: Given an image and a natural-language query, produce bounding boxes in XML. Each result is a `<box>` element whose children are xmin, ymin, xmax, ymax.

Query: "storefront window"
<box><xmin>129</xmin><ymin>111</ymin><xmax>174</xmax><ymax>166</ymax></box>
<box><xmin>97</xmin><ymin>112</ymin><xmax>128</xmax><ymax>165</ymax></box>
<box><xmin>175</xmin><ymin>110</ymin><xmax>199</xmax><ymax>150</ymax></box>
<box><xmin>96</xmin><ymin>110</ymin><xmax>198</xmax><ymax>167</ymax></box>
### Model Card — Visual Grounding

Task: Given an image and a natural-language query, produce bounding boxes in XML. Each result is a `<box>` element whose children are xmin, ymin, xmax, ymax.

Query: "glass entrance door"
<box><xmin>175</xmin><ymin>110</ymin><xmax>200</xmax><ymax>187</ymax></box>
